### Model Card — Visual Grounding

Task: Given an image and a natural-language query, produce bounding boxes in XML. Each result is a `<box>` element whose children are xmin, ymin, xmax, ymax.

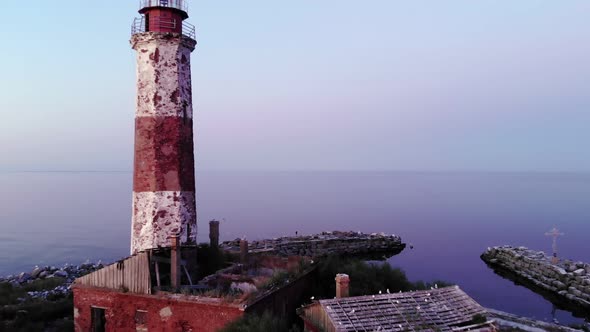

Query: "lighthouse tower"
<box><xmin>130</xmin><ymin>0</ymin><xmax>197</xmax><ymax>254</ymax></box>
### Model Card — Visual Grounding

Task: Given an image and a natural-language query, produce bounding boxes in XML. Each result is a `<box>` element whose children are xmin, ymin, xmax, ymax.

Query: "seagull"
<box><xmin>372</xmin><ymin>295</ymin><xmax>376</xmax><ymax>298</ymax></box>
<box><xmin>435</xmin><ymin>284</ymin><xmax>438</xmax><ymax>289</ymax></box>
<box><xmin>349</xmin><ymin>309</ymin><xmax>355</xmax><ymax>314</ymax></box>
<box><xmin>310</xmin><ymin>296</ymin><xmax>314</xmax><ymax>300</ymax></box>
<box><xmin>379</xmin><ymin>290</ymin><xmax>382</xmax><ymax>294</ymax></box>
<box><xmin>416</xmin><ymin>306</ymin><xmax>421</xmax><ymax>310</ymax></box>
<box><xmin>387</xmin><ymin>289</ymin><xmax>390</xmax><ymax>294</ymax></box>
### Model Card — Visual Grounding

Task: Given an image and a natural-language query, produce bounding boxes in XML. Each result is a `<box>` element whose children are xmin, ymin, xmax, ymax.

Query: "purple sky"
<box><xmin>0</xmin><ymin>1</ymin><xmax>589</xmax><ymax>172</ymax></box>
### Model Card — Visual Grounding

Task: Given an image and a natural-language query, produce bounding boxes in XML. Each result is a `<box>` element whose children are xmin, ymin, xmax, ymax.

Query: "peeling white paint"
<box><xmin>131</xmin><ymin>191</ymin><xmax>197</xmax><ymax>254</ymax></box>
<box><xmin>159</xmin><ymin>306</ymin><xmax>173</xmax><ymax>319</ymax></box>
<box><xmin>131</xmin><ymin>32</ymin><xmax>196</xmax><ymax>118</ymax></box>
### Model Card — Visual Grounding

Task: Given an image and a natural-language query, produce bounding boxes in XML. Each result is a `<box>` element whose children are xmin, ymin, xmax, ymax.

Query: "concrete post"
<box><xmin>335</xmin><ymin>274</ymin><xmax>350</xmax><ymax>298</ymax></box>
<box><xmin>209</xmin><ymin>220</ymin><xmax>220</xmax><ymax>248</ymax></box>
<box><xmin>240</xmin><ymin>239</ymin><xmax>249</xmax><ymax>264</ymax></box>
<box><xmin>170</xmin><ymin>236</ymin><xmax>181</xmax><ymax>290</ymax></box>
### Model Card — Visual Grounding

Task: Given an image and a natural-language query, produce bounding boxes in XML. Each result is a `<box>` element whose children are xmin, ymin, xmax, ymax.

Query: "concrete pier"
<box><xmin>482</xmin><ymin>246</ymin><xmax>590</xmax><ymax>315</ymax></box>
<box><xmin>221</xmin><ymin>231</ymin><xmax>405</xmax><ymax>258</ymax></box>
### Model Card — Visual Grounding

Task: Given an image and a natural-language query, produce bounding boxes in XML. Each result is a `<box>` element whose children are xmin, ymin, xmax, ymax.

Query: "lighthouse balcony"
<box><xmin>139</xmin><ymin>0</ymin><xmax>189</xmax><ymax>13</ymax></box>
<box><xmin>132</xmin><ymin>16</ymin><xmax>196</xmax><ymax>40</ymax></box>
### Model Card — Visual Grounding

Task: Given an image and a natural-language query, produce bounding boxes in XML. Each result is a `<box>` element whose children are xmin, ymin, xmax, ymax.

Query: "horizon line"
<box><xmin>1</xmin><ymin>169</ymin><xmax>589</xmax><ymax>175</ymax></box>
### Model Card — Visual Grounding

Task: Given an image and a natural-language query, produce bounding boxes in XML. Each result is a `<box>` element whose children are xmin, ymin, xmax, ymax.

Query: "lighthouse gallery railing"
<box><xmin>131</xmin><ymin>16</ymin><xmax>196</xmax><ymax>40</ymax></box>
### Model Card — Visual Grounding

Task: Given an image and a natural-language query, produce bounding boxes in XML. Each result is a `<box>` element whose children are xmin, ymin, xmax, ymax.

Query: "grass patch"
<box><xmin>0</xmin><ymin>278</ymin><xmax>72</xmax><ymax>331</ymax></box>
<box><xmin>220</xmin><ymin>311</ymin><xmax>301</xmax><ymax>332</ymax></box>
<box><xmin>0</xmin><ymin>278</ymin><xmax>66</xmax><ymax>306</ymax></box>
<box><xmin>313</xmin><ymin>256</ymin><xmax>452</xmax><ymax>298</ymax></box>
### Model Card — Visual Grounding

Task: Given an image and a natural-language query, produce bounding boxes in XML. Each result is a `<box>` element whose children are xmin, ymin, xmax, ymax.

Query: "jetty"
<box><xmin>482</xmin><ymin>246</ymin><xmax>590</xmax><ymax>317</ymax></box>
<box><xmin>220</xmin><ymin>231</ymin><xmax>406</xmax><ymax>259</ymax></box>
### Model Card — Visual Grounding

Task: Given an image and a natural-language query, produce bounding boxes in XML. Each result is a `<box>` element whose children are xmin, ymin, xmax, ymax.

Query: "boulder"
<box><xmin>31</xmin><ymin>267</ymin><xmax>42</xmax><ymax>279</ymax></box>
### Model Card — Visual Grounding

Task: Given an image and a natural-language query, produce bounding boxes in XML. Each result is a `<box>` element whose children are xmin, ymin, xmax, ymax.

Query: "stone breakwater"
<box><xmin>221</xmin><ymin>231</ymin><xmax>405</xmax><ymax>258</ymax></box>
<box><xmin>482</xmin><ymin>246</ymin><xmax>590</xmax><ymax>311</ymax></box>
<box><xmin>0</xmin><ymin>261</ymin><xmax>104</xmax><ymax>300</ymax></box>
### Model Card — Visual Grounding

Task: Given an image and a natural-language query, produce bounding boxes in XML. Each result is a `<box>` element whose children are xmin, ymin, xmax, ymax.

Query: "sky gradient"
<box><xmin>0</xmin><ymin>1</ymin><xmax>589</xmax><ymax>172</ymax></box>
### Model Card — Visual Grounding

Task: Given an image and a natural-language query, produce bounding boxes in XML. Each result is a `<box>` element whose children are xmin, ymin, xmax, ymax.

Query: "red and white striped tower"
<box><xmin>130</xmin><ymin>0</ymin><xmax>197</xmax><ymax>254</ymax></box>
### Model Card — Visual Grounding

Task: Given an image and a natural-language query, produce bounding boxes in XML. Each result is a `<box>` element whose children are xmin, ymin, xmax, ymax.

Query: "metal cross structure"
<box><xmin>545</xmin><ymin>227</ymin><xmax>564</xmax><ymax>263</ymax></box>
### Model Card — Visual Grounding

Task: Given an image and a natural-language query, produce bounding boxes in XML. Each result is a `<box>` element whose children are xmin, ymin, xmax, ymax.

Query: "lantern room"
<box><xmin>132</xmin><ymin>0</ymin><xmax>195</xmax><ymax>38</ymax></box>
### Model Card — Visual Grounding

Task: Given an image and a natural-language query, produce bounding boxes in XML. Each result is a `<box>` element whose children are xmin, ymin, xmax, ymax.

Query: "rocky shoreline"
<box><xmin>482</xmin><ymin>246</ymin><xmax>590</xmax><ymax>317</ymax></box>
<box><xmin>0</xmin><ymin>261</ymin><xmax>104</xmax><ymax>301</ymax></box>
<box><xmin>220</xmin><ymin>231</ymin><xmax>406</xmax><ymax>258</ymax></box>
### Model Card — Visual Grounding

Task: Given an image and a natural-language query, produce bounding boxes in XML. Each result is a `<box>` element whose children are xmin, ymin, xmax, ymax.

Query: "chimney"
<box><xmin>335</xmin><ymin>274</ymin><xmax>350</xmax><ymax>298</ymax></box>
<box><xmin>209</xmin><ymin>220</ymin><xmax>220</xmax><ymax>248</ymax></box>
<box><xmin>170</xmin><ymin>235</ymin><xmax>181</xmax><ymax>290</ymax></box>
<box><xmin>240</xmin><ymin>239</ymin><xmax>249</xmax><ymax>264</ymax></box>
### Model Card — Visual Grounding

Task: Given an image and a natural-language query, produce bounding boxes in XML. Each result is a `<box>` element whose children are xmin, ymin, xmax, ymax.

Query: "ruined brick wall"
<box><xmin>246</xmin><ymin>267</ymin><xmax>316</xmax><ymax>321</ymax></box>
<box><xmin>129</xmin><ymin>32</ymin><xmax>198</xmax><ymax>254</ymax></box>
<box><xmin>73</xmin><ymin>286</ymin><xmax>244</xmax><ymax>332</ymax></box>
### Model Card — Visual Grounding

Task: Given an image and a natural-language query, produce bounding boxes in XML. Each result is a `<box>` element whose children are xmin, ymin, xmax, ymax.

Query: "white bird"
<box><xmin>372</xmin><ymin>295</ymin><xmax>376</xmax><ymax>298</ymax></box>
<box><xmin>416</xmin><ymin>306</ymin><xmax>421</xmax><ymax>310</ymax></box>
<box><xmin>349</xmin><ymin>309</ymin><xmax>355</xmax><ymax>314</ymax></box>
<box><xmin>379</xmin><ymin>290</ymin><xmax>382</xmax><ymax>294</ymax></box>
<box><xmin>310</xmin><ymin>296</ymin><xmax>314</xmax><ymax>300</ymax></box>
<box><xmin>435</xmin><ymin>284</ymin><xmax>438</xmax><ymax>289</ymax></box>
<box><xmin>387</xmin><ymin>289</ymin><xmax>390</xmax><ymax>294</ymax></box>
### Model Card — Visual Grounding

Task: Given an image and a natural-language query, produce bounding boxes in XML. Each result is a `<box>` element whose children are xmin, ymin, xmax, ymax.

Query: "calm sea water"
<box><xmin>1</xmin><ymin>171</ymin><xmax>589</xmax><ymax>323</ymax></box>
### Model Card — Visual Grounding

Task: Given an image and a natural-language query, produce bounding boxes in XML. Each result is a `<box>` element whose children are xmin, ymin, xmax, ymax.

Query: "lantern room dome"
<box><xmin>139</xmin><ymin>0</ymin><xmax>189</xmax><ymax>19</ymax></box>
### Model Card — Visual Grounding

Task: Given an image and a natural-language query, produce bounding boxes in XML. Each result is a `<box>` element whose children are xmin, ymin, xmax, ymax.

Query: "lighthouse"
<box><xmin>130</xmin><ymin>0</ymin><xmax>197</xmax><ymax>254</ymax></box>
